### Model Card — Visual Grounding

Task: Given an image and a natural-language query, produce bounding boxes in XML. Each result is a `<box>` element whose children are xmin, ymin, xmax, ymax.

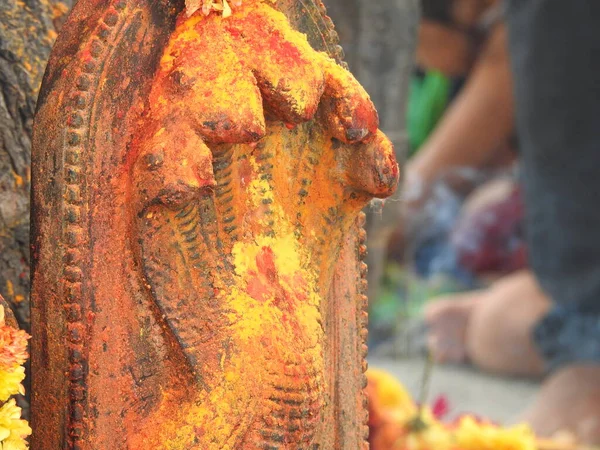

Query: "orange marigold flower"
<box><xmin>0</xmin><ymin>308</ymin><xmax>28</xmax><ymax>371</ymax></box>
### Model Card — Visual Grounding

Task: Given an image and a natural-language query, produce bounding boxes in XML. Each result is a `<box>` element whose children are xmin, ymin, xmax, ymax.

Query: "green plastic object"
<box><xmin>407</xmin><ymin>70</ymin><xmax>451</xmax><ymax>155</ymax></box>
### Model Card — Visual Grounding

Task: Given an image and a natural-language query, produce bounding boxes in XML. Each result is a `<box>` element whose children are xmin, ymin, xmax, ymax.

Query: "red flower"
<box><xmin>431</xmin><ymin>395</ymin><xmax>450</xmax><ymax>420</ymax></box>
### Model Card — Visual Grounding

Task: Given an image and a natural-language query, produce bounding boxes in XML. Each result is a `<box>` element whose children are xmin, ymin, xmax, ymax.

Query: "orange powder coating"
<box><xmin>144</xmin><ymin>0</ymin><xmax>377</xmax><ymax>145</ymax></box>
<box><xmin>124</xmin><ymin>1</ymin><xmax>398</xmax><ymax>448</ymax></box>
<box><xmin>30</xmin><ymin>0</ymin><xmax>398</xmax><ymax>446</ymax></box>
<box><xmin>131</xmin><ymin>127</ymin><xmax>329</xmax><ymax>448</ymax></box>
<box><xmin>130</xmin><ymin>122</ymin><xmax>396</xmax><ymax>448</ymax></box>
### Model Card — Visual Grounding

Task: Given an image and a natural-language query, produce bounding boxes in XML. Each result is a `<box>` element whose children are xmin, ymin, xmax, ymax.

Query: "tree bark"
<box><xmin>0</xmin><ymin>0</ymin><xmax>72</xmax><ymax>330</ymax></box>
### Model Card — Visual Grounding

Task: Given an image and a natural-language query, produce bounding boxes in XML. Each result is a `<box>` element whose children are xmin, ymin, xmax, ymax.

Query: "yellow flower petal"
<box><xmin>0</xmin><ymin>400</ymin><xmax>31</xmax><ymax>450</ymax></box>
<box><xmin>455</xmin><ymin>416</ymin><xmax>537</xmax><ymax>450</ymax></box>
<box><xmin>0</xmin><ymin>368</ymin><xmax>25</xmax><ymax>403</ymax></box>
<box><xmin>222</xmin><ymin>0</ymin><xmax>232</xmax><ymax>18</ymax></box>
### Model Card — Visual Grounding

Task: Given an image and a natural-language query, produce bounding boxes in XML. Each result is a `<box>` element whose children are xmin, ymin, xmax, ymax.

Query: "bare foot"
<box><xmin>466</xmin><ymin>270</ymin><xmax>550</xmax><ymax>377</ymax></box>
<box><xmin>424</xmin><ymin>291</ymin><xmax>482</xmax><ymax>364</ymax></box>
<box><xmin>522</xmin><ymin>365</ymin><xmax>600</xmax><ymax>444</ymax></box>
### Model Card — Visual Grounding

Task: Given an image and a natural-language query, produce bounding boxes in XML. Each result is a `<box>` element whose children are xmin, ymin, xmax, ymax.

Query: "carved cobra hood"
<box><xmin>31</xmin><ymin>1</ymin><xmax>398</xmax><ymax>448</ymax></box>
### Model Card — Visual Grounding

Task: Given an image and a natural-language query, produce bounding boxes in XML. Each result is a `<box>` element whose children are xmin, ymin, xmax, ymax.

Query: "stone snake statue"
<box><xmin>31</xmin><ymin>0</ymin><xmax>399</xmax><ymax>448</ymax></box>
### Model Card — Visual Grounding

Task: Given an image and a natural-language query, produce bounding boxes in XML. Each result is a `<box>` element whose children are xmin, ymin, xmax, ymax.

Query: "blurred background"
<box><xmin>327</xmin><ymin>0</ymin><xmax>539</xmax><ymax>427</ymax></box>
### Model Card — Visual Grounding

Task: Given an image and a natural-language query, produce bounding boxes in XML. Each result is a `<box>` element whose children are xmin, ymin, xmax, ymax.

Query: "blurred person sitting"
<box><xmin>394</xmin><ymin>0</ymin><xmax>600</xmax><ymax>444</ymax></box>
<box><xmin>398</xmin><ymin>0</ymin><xmax>520</xmax><ymax>281</ymax></box>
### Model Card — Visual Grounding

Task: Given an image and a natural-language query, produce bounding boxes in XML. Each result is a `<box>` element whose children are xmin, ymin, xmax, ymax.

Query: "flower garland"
<box><xmin>0</xmin><ymin>304</ymin><xmax>31</xmax><ymax>450</ymax></box>
<box><xmin>367</xmin><ymin>368</ymin><xmax>538</xmax><ymax>450</ymax></box>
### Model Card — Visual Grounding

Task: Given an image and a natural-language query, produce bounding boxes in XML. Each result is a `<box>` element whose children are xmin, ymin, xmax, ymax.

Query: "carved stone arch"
<box><xmin>32</xmin><ymin>1</ymin><xmax>385</xmax><ymax>448</ymax></box>
<box><xmin>33</xmin><ymin>2</ymin><xmax>184</xmax><ymax>447</ymax></box>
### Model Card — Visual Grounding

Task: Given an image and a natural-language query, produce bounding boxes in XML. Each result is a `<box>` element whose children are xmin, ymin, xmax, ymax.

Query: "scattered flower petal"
<box><xmin>431</xmin><ymin>394</ymin><xmax>450</xmax><ymax>420</ymax></box>
<box><xmin>0</xmin><ymin>367</ymin><xmax>25</xmax><ymax>404</ymax></box>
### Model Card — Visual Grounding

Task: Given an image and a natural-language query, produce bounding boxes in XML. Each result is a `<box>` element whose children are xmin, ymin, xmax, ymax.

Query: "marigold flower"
<box><xmin>454</xmin><ymin>416</ymin><xmax>537</xmax><ymax>450</ymax></box>
<box><xmin>367</xmin><ymin>368</ymin><xmax>417</xmax><ymax>419</ymax></box>
<box><xmin>0</xmin><ymin>399</ymin><xmax>31</xmax><ymax>450</ymax></box>
<box><xmin>0</xmin><ymin>306</ymin><xmax>28</xmax><ymax>372</ymax></box>
<box><xmin>0</xmin><ymin>327</ymin><xmax>28</xmax><ymax>373</ymax></box>
<box><xmin>367</xmin><ymin>368</ymin><xmax>546</xmax><ymax>450</ymax></box>
<box><xmin>0</xmin><ymin>367</ymin><xmax>25</xmax><ymax>405</ymax></box>
<box><xmin>402</xmin><ymin>419</ymin><xmax>453</xmax><ymax>450</ymax></box>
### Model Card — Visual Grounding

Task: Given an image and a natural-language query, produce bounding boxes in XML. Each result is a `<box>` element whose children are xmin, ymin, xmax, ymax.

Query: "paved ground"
<box><xmin>369</xmin><ymin>356</ymin><xmax>540</xmax><ymax>425</ymax></box>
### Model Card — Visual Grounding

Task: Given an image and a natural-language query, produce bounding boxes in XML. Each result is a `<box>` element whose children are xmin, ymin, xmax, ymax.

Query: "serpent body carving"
<box><xmin>31</xmin><ymin>0</ymin><xmax>398</xmax><ymax>448</ymax></box>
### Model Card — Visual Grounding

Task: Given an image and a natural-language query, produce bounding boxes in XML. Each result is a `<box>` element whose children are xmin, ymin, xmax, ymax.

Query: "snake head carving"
<box><xmin>127</xmin><ymin>2</ymin><xmax>399</xmax><ymax>448</ymax></box>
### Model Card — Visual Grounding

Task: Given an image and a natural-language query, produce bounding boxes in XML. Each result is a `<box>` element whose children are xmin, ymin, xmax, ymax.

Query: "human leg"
<box><xmin>504</xmin><ymin>0</ymin><xmax>600</xmax><ymax>441</ymax></box>
<box><xmin>425</xmin><ymin>270</ymin><xmax>549</xmax><ymax>377</ymax></box>
<box><xmin>506</xmin><ymin>0</ymin><xmax>600</xmax><ymax>370</ymax></box>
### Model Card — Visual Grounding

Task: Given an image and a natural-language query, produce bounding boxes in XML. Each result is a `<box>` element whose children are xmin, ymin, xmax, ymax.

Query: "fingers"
<box><xmin>151</xmin><ymin>17</ymin><xmax>265</xmax><ymax>144</ymax></box>
<box><xmin>318</xmin><ymin>56</ymin><xmax>379</xmax><ymax>144</ymax></box>
<box><xmin>343</xmin><ymin>131</ymin><xmax>399</xmax><ymax>198</ymax></box>
<box><xmin>228</xmin><ymin>5</ymin><xmax>325</xmax><ymax>124</ymax></box>
<box><xmin>156</xmin><ymin>3</ymin><xmax>377</xmax><ymax>146</ymax></box>
<box><xmin>225</xmin><ymin>3</ymin><xmax>376</xmax><ymax>141</ymax></box>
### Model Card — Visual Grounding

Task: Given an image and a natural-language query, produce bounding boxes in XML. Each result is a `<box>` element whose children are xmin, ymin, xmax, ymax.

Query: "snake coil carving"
<box><xmin>31</xmin><ymin>0</ymin><xmax>398</xmax><ymax>448</ymax></box>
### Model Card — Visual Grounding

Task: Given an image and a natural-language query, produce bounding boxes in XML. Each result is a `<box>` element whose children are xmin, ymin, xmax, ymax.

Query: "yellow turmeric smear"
<box><xmin>152</xmin><ymin>153</ymin><xmax>324</xmax><ymax>448</ymax></box>
<box><xmin>146</xmin><ymin>154</ymin><xmax>324</xmax><ymax>449</ymax></box>
<box><xmin>142</xmin><ymin>4</ymin><xmax>337</xmax><ymax>447</ymax></box>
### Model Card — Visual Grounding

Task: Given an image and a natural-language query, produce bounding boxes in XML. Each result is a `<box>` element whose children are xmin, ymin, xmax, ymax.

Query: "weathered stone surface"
<box><xmin>31</xmin><ymin>1</ymin><xmax>399</xmax><ymax>448</ymax></box>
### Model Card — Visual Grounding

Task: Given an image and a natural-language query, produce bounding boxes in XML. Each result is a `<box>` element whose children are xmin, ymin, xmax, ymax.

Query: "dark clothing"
<box><xmin>506</xmin><ymin>0</ymin><xmax>600</xmax><ymax>370</ymax></box>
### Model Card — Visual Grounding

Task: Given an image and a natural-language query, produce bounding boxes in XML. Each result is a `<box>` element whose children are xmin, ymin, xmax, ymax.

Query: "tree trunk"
<box><xmin>0</xmin><ymin>0</ymin><xmax>72</xmax><ymax>331</ymax></box>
